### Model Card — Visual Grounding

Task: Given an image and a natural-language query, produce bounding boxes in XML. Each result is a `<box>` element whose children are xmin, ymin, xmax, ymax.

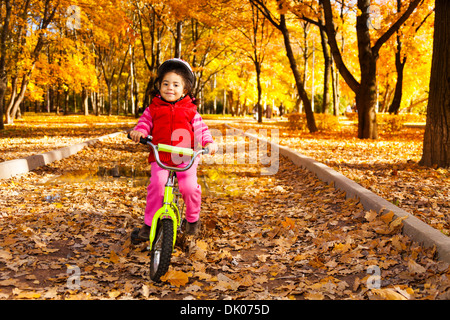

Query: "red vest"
<box><xmin>148</xmin><ymin>96</ymin><xmax>197</xmax><ymax>166</ymax></box>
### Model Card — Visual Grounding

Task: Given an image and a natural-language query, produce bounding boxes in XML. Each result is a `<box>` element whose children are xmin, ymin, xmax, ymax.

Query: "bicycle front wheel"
<box><xmin>149</xmin><ymin>218</ymin><xmax>174</xmax><ymax>282</ymax></box>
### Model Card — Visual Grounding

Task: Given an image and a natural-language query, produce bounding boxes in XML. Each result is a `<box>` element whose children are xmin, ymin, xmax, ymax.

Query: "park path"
<box><xmin>0</xmin><ymin>123</ymin><xmax>449</xmax><ymax>300</ymax></box>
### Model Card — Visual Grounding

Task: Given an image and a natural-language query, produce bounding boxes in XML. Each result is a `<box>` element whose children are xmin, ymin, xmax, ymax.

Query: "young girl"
<box><xmin>129</xmin><ymin>58</ymin><xmax>217</xmax><ymax>242</ymax></box>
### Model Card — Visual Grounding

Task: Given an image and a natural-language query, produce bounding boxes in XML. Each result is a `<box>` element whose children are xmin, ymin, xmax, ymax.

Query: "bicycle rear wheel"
<box><xmin>149</xmin><ymin>218</ymin><xmax>174</xmax><ymax>282</ymax></box>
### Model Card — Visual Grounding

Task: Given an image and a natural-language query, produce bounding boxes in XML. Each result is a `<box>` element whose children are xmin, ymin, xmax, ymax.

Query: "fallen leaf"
<box><xmin>13</xmin><ymin>288</ymin><xmax>42</xmax><ymax>299</ymax></box>
<box><xmin>380</xmin><ymin>211</ymin><xmax>395</xmax><ymax>224</ymax></box>
<box><xmin>160</xmin><ymin>270</ymin><xmax>191</xmax><ymax>287</ymax></box>
<box><xmin>0</xmin><ymin>279</ymin><xmax>18</xmax><ymax>286</ymax></box>
<box><xmin>304</xmin><ymin>291</ymin><xmax>325</xmax><ymax>300</ymax></box>
<box><xmin>256</xmin><ymin>254</ymin><xmax>270</xmax><ymax>263</ymax></box>
<box><xmin>365</xmin><ymin>210</ymin><xmax>378</xmax><ymax>222</ymax></box>
<box><xmin>194</xmin><ymin>271</ymin><xmax>212</xmax><ymax>280</ymax></box>
<box><xmin>239</xmin><ymin>274</ymin><xmax>254</xmax><ymax>287</ymax></box>
<box><xmin>371</xmin><ymin>288</ymin><xmax>408</xmax><ymax>300</ymax></box>
<box><xmin>408</xmin><ymin>259</ymin><xmax>427</xmax><ymax>274</ymax></box>
<box><xmin>389</xmin><ymin>216</ymin><xmax>408</xmax><ymax>232</ymax></box>
<box><xmin>141</xmin><ymin>284</ymin><xmax>151</xmax><ymax>298</ymax></box>
<box><xmin>42</xmin><ymin>288</ymin><xmax>58</xmax><ymax>299</ymax></box>
<box><xmin>109</xmin><ymin>250</ymin><xmax>120</xmax><ymax>264</ymax></box>
<box><xmin>108</xmin><ymin>290</ymin><xmax>121</xmax><ymax>299</ymax></box>
<box><xmin>184</xmin><ymin>284</ymin><xmax>202</xmax><ymax>293</ymax></box>
<box><xmin>0</xmin><ymin>250</ymin><xmax>13</xmax><ymax>260</ymax></box>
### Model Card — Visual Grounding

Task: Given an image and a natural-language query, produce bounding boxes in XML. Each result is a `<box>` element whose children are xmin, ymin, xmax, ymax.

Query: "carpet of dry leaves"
<box><xmin>228</xmin><ymin>118</ymin><xmax>450</xmax><ymax>236</ymax></box>
<box><xmin>0</xmin><ymin>117</ymin><xmax>449</xmax><ymax>300</ymax></box>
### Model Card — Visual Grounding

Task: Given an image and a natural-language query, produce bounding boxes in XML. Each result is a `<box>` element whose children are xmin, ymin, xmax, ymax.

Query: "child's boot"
<box><xmin>131</xmin><ymin>224</ymin><xmax>150</xmax><ymax>244</ymax></box>
<box><xmin>185</xmin><ymin>220</ymin><xmax>201</xmax><ymax>236</ymax></box>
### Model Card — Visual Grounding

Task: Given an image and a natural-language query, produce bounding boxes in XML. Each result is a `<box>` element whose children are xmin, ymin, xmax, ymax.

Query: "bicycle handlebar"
<box><xmin>127</xmin><ymin>133</ymin><xmax>209</xmax><ymax>172</ymax></box>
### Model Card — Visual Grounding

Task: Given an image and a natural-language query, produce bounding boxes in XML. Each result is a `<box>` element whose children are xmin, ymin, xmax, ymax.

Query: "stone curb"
<box><xmin>0</xmin><ymin>131</ymin><xmax>125</xmax><ymax>180</ymax></box>
<box><xmin>227</xmin><ymin>124</ymin><xmax>450</xmax><ymax>264</ymax></box>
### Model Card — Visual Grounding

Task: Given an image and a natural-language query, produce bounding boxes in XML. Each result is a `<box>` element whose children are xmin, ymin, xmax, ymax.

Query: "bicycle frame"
<box><xmin>129</xmin><ymin>133</ymin><xmax>207</xmax><ymax>251</ymax></box>
<box><xmin>148</xmin><ymin>171</ymin><xmax>180</xmax><ymax>251</ymax></box>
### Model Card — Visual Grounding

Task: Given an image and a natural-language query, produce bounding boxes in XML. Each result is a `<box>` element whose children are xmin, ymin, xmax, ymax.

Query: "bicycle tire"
<box><xmin>149</xmin><ymin>218</ymin><xmax>174</xmax><ymax>282</ymax></box>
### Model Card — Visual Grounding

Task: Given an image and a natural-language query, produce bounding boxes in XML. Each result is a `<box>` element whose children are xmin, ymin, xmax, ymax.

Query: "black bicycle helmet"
<box><xmin>156</xmin><ymin>58</ymin><xmax>195</xmax><ymax>92</ymax></box>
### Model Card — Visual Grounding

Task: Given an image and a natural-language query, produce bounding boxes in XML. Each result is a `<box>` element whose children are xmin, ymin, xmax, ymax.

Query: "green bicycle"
<box><xmin>128</xmin><ymin>134</ymin><xmax>209</xmax><ymax>282</ymax></box>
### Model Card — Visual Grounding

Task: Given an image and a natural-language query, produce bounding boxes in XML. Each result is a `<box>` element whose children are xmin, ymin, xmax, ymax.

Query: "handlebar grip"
<box><xmin>203</xmin><ymin>147</ymin><xmax>210</xmax><ymax>155</ymax></box>
<box><xmin>127</xmin><ymin>132</ymin><xmax>152</xmax><ymax>145</ymax></box>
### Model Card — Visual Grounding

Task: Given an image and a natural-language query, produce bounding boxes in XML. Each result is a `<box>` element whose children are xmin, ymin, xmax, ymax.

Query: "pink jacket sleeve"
<box><xmin>133</xmin><ymin>107</ymin><xmax>153</xmax><ymax>136</ymax></box>
<box><xmin>192</xmin><ymin>113</ymin><xmax>214</xmax><ymax>147</ymax></box>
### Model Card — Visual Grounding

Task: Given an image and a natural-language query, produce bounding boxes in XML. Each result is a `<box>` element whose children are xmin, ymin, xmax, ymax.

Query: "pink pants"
<box><xmin>144</xmin><ymin>160</ymin><xmax>201</xmax><ymax>227</ymax></box>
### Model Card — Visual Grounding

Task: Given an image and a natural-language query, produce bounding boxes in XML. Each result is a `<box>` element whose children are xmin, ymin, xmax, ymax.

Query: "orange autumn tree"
<box><xmin>384</xmin><ymin>0</ymin><xmax>434</xmax><ymax>114</ymax></box>
<box><xmin>225</xmin><ymin>1</ymin><xmax>277</xmax><ymax>122</ymax></box>
<box><xmin>320</xmin><ymin>0</ymin><xmax>424</xmax><ymax>139</ymax></box>
<box><xmin>250</xmin><ymin>0</ymin><xmax>318</xmax><ymax>132</ymax></box>
<box><xmin>1</xmin><ymin>0</ymin><xmax>437</xmax><ymax>131</ymax></box>
<box><xmin>0</xmin><ymin>0</ymin><xmax>130</xmax><ymax>124</ymax></box>
<box><xmin>2</xmin><ymin>0</ymin><xmax>59</xmax><ymax>124</ymax></box>
<box><xmin>32</xmin><ymin>11</ymin><xmax>99</xmax><ymax>115</ymax></box>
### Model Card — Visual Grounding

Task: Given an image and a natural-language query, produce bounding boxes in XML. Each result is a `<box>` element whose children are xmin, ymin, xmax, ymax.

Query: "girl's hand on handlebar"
<box><xmin>129</xmin><ymin>130</ymin><xmax>147</xmax><ymax>143</ymax></box>
<box><xmin>204</xmin><ymin>142</ymin><xmax>218</xmax><ymax>155</ymax></box>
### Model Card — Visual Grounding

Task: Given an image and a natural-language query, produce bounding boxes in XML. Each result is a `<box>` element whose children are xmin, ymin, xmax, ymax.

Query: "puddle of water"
<box><xmin>40</xmin><ymin>165</ymin><xmax>150</xmax><ymax>187</ymax></box>
<box><xmin>38</xmin><ymin>164</ymin><xmax>256</xmax><ymax>198</ymax></box>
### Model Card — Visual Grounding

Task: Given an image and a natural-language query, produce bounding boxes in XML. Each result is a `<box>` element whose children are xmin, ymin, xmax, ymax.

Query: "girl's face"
<box><xmin>160</xmin><ymin>72</ymin><xmax>186</xmax><ymax>102</ymax></box>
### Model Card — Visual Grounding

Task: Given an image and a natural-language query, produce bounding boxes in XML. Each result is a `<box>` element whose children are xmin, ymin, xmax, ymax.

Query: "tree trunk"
<box><xmin>6</xmin><ymin>74</ymin><xmax>29</xmax><ymax>123</ymax></box>
<box><xmin>356</xmin><ymin>0</ymin><xmax>378</xmax><ymax>139</ymax></box>
<box><xmin>388</xmin><ymin>34</ymin><xmax>407</xmax><ymax>114</ymax></box>
<box><xmin>279</xmin><ymin>14</ymin><xmax>317</xmax><ymax>133</ymax></box>
<box><xmin>5</xmin><ymin>76</ymin><xmax>17</xmax><ymax>124</ymax></box>
<box><xmin>322</xmin><ymin>0</ymin><xmax>421</xmax><ymax>139</ymax></box>
<box><xmin>82</xmin><ymin>88</ymin><xmax>89</xmax><ymax>116</ymax></box>
<box><xmin>0</xmin><ymin>0</ymin><xmax>12</xmax><ymax>130</ymax></box>
<box><xmin>0</xmin><ymin>74</ymin><xmax>6</xmax><ymax>130</ymax></box>
<box><xmin>175</xmin><ymin>21</ymin><xmax>182</xmax><ymax>59</ymax></box>
<box><xmin>107</xmin><ymin>85</ymin><xmax>112</xmax><ymax>116</ymax></box>
<box><xmin>255</xmin><ymin>61</ymin><xmax>263</xmax><ymax>123</ymax></box>
<box><xmin>420</xmin><ymin>0</ymin><xmax>450</xmax><ymax>168</ymax></box>
<box><xmin>64</xmin><ymin>89</ymin><xmax>69</xmax><ymax>115</ymax></box>
<box><xmin>331</xmin><ymin>56</ymin><xmax>340</xmax><ymax>116</ymax></box>
<box><xmin>319</xmin><ymin>20</ymin><xmax>332</xmax><ymax>114</ymax></box>
<box><xmin>356</xmin><ymin>71</ymin><xmax>378</xmax><ymax>139</ymax></box>
<box><xmin>250</xmin><ymin>0</ymin><xmax>317</xmax><ymax>132</ymax></box>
